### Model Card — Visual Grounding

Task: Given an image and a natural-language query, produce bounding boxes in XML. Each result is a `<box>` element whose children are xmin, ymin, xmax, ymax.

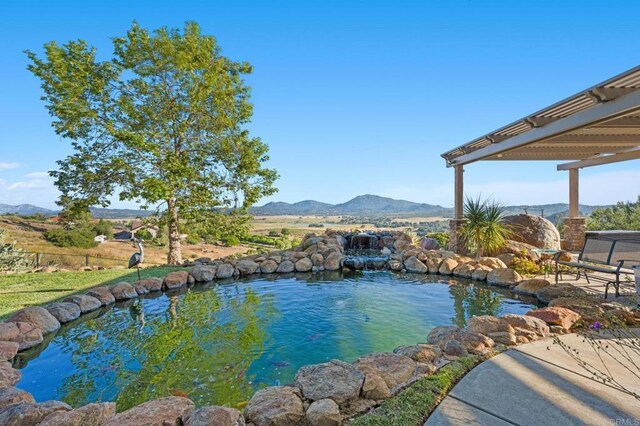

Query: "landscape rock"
<box><xmin>444</xmin><ymin>339</ymin><xmax>468</xmax><ymax>356</ymax></box>
<box><xmin>236</xmin><ymin>260</ymin><xmax>260</xmax><ymax>276</ymax></box>
<box><xmin>452</xmin><ymin>263</ymin><xmax>475</xmax><ymax>278</ymax></box>
<box><xmin>0</xmin><ymin>323</ymin><xmax>19</xmax><ymax>342</ymax></box>
<box><xmin>427</xmin><ymin>326</ymin><xmax>460</xmax><ymax>345</ymax></box>
<box><xmin>426</xmin><ymin>258</ymin><xmax>442</xmax><ymax>274</ymax></box>
<box><xmin>404</xmin><ymin>256</ymin><xmax>428</xmax><ymax>273</ymax></box>
<box><xmin>110</xmin><ymin>282</ymin><xmax>138</xmax><ymax>300</ymax></box>
<box><xmin>487</xmin><ymin>331</ymin><xmax>516</xmax><ymax>346</ymax></box>
<box><xmin>244</xmin><ymin>386</ymin><xmax>304</xmax><ymax>426</ymax></box>
<box><xmin>305</xmin><ymin>399</ymin><xmax>342</xmax><ymax>426</ymax></box>
<box><xmin>216</xmin><ymin>263</ymin><xmax>235</xmax><ymax>279</ymax></box>
<box><xmin>276</xmin><ymin>260</ymin><xmax>295</xmax><ymax>273</ymax></box>
<box><xmin>354</xmin><ymin>352</ymin><xmax>417</xmax><ymax>391</ymax></box>
<box><xmin>419</xmin><ymin>237</ymin><xmax>441</xmax><ymax>251</ymax></box>
<box><xmin>10</xmin><ymin>306</ymin><xmax>60</xmax><ymax>335</ymax></box>
<box><xmin>104</xmin><ymin>396</ymin><xmax>194</xmax><ymax>426</ymax></box>
<box><xmin>86</xmin><ymin>286</ymin><xmax>116</xmax><ymax>305</ymax></box>
<box><xmin>0</xmin><ymin>387</ymin><xmax>35</xmax><ymax>410</ymax></box>
<box><xmin>535</xmin><ymin>284</ymin><xmax>586</xmax><ymax>304</ymax></box>
<box><xmin>468</xmin><ymin>316</ymin><xmax>514</xmax><ymax>335</ymax></box>
<box><xmin>184</xmin><ymin>406</ymin><xmax>245</xmax><ymax>426</ymax></box>
<box><xmin>310</xmin><ymin>253</ymin><xmax>324</xmax><ymax>267</ymax></box>
<box><xmin>477</xmin><ymin>257</ymin><xmax>507</xmax><ymax>269</ymax></box>
<box><xmin>501</xmin><ymin>314</ymin><xmax>550</xmax><ymax>336</ymax></box>
<box><xmin>496</xmin><ymin>240</ymin><xmax>541</xmax><ymax>262</ymax></box>
<box><xmin>502</xmin><ymin>214</ymin><xmax>561</xmax><ymax>249</ymax></box>
<box><xmin>294</xmin><ymin>360</ymin><xmax>364</xmax><ymax>406</ymax></box>
<box><xmin>295</xmin><ymin>257</ymin><xmax>313</xmax><ymax>272</ymax></box>
<box><xmin>0</xmin><ymin>341</ymin><xmax>19</xmax><ymax>362</ymax></box>
<box><xmin>361</xmin><ymin>372</ymin><xmax>391</xmax><ymax>400</ymax></box>
<box><xmin>40</xmin><ymin>402</ymin><xmax>116</xmax><ymax>426</ymax></box>
<box><xmin>63</xmin><ymin>295</ymin><xmax>102</xmax><ymax>313</ymax></box>
<box><xmin>259</xmin><ymin>260</ymin><xmax>278</xmax><ymax>274</ymax></box>
<box><xmin>486</xmin><ymin>268</ymin><xmax>522</xmax><ymax>287</ymax></box>
<box><xmin>0</xmin><ymin>402</ymin><xmax>50</xmax><ymax>426</ymax></box>
<box><xmin>323</xmin><ymin>252</ymin><xmax>342</xmax><ymax>271</ymax></box>
<box><xmin>190</xmin><ymin>265</ymin><xmax>218</xmax><ymax>282</ymax></box>
<box><xmin>526</xmin><ymin>307</ymin><xmax>581</xmax><ymax>330</ymax></box>
<box><xmin>513</xmin><ymin>279</ymin><xmax>550</xmax><ymax>296</ymax></box>
<box><xmin>471</xmin><ymin>266</ymin><xmax>491</xmax><ymax>281</ymax></box>
<box><xmin>9</xmin><ymin>322</ymin><xmax>43</xmax><ymax>351</ymax></box>
<box><xmin>164</xmin><ymin>271</ymin><xmax>190</xmax><ymax>290</ymax></box>
<box><xmin>393</xmin><ymin>344</ymin><xmax>441</xmax><ymax>363</ymax></box>
<box><xmin>438</xmin><ymin>258</ymin><xmax>458</xmax><ymax>275</ymax></box>
<box><xmin>496</xmin><ymin>253</ymin><xmax>516</xmax><ymax>267</ymax></box>
<box><xmin>46</xmin><ymin>303</ymin><xmax>81</xmax><ymax>324</ymax></box>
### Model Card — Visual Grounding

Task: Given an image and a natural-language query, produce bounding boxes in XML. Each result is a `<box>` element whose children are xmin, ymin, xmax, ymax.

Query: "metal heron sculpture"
<box><xmin>128</xmin><ymin>239</ymin><xmax>144</xmax><ymax>280</ymax></box>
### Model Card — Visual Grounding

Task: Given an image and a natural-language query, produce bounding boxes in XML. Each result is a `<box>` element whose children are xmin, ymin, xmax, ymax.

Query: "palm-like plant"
<box><xmin>460</xmin><ymin>196</ymin><xmax>511</xmax><ymax>257</ymax></box>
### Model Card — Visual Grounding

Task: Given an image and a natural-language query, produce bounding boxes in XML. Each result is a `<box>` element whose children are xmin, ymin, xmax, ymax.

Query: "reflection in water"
<box><xmin>15</xmin><ymin>272</ymin><xmax>536</xmax><ymax>411</ymax></box>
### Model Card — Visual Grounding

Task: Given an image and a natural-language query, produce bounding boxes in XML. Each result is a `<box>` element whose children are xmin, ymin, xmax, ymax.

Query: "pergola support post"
<box><xmin>449</xmin><ymin>165</ymin><xmax>467</xmax><ymax>253</ymax></box>
<box><xmin>564</xmin><ymin>168</ymin><xmax>586</xmax><ymax>251</ymax></box>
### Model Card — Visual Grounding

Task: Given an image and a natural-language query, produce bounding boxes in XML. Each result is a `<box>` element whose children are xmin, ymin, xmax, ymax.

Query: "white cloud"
<box><xmin>24</xmin><ymin>172</ymin><xmax>51</xmax><ymax>179</ymax></box>
<box><xmin>0</xmin><ymin>162</ymin><xmax>21</xmax><ymax>171</ymax></box>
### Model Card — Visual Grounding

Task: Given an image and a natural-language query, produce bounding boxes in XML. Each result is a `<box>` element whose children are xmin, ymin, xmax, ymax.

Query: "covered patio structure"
<box><xmin>441</xmin><ymin>65</ymin><xmax>640</xmax><ymax>252</ymax></box>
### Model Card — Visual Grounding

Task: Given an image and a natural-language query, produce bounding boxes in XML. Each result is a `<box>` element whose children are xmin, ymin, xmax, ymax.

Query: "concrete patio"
<box><xmin>426</xmin><ymin>330</ymin><xmax>640</xmax><ymax>425</ymax></box>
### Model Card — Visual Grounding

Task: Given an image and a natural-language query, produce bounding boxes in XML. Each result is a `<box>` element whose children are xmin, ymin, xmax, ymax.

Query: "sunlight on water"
<box><xmin>14</xmin><ymin>271</ymin><xmax>536</xmax><ymax>411</ymax></box>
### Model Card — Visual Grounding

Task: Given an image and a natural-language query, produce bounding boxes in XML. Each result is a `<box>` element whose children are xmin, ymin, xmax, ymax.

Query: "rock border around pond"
<box><xmin>0</xmin><ymin>230</ymin><xmax>638</xmax><ymax>425</ymax></box>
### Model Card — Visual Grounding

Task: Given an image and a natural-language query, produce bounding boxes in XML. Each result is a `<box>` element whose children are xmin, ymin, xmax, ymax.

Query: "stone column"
<box><xmin>448</xmin><ymin>219</ymin><xmax>467</xmax><ymax>254</ymax></box>
<box><xmin>563</xmin><ymin>217</ymin><xmax>586</xmax><ymax>251</ymax></box>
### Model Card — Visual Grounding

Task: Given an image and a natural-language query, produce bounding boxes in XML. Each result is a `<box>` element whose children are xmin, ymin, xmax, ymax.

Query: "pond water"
<box><xmin>14</xmin><ymin>271</ymin><xmax>536</xmax><ymax>411</ymax></box>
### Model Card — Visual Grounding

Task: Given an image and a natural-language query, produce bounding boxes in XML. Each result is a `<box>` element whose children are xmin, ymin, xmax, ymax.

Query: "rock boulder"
<box><xmin>502</xmin><ymin>214</ymin><xmax>561</xmax><ymax>249</ymax></box>
<box><xmin>244</xmin><ymin>386</ymin><xmax>304</xmax><ymax>426</ymax></box>
<box><xmin>104</xmin><ymin>396</ymin><xmax>194</xmax><ymax>426</ymax></box>
<box><xmin>294</xmin><ymin>360</ymin><xmax>364</xmax><ymax>406</ymax></box>
<box><xmin>10</xmin><ymin>307</ymin><xmax>60</xmax><ymax>335</ymax></box>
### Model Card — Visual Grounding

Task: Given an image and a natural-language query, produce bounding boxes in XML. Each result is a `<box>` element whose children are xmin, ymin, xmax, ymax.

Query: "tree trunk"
<box><xmin>167</xmin><ymin>199</ymin><xmax>182</xmax><ymax>265</ymax></box>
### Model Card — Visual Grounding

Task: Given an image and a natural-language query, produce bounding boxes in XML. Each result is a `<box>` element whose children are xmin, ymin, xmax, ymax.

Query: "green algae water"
<box><xmin>14</xmin><ymin>271</ymin><xmax>536</xmax><ymax>411</ymax></box>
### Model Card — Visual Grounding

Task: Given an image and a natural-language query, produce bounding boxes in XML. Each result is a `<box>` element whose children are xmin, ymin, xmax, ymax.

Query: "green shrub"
<box><xmin>281</xmin><ymin>228</ymin><xmax>291</xmax><ymax>235</ymax></box>
<box><xmin>0</xmin><ymin>230</ymin><xmax>32</xmax><ymax>271</ymax></box>
<box><xmin>92</xmin><ymin>219</ymin><xmax>113</xmax><ymax>238</ymax></box>
<box><xmin>426</xmin><ymin>232</ymin><xmax>450</xmax><ymax>248</ymax></box>
<box><xmin>460</xmin><ymin>196</ymin><xmax>511</xmax><ymax>257</ymax></box>
<box><xmin>220</xmin><ymin>236</ymin><xmax>240</xmax><ymax>247</ymax></box>
<box><xmin>308</xmin><ymin>223</ymin><xmax>324</xmax><ymax>228</ymax></box>
<box><xmin>135</xmin><ymin>229</ymin><xmax>153</xmax><ymax>241</ymax></box>
<box><xmin>185</xmin><ymin>233</ymin><xmax>201</xmax><ymax>245</ymax></box>
<box><xmin>510</xmin><ymin>251</ymin><xmax>541</xmax><ymax>277</ymax></box>
<box><xmin>44</xmin><ymin>227</ymin><xmax>98</xmax><ymax>248</ymax></box>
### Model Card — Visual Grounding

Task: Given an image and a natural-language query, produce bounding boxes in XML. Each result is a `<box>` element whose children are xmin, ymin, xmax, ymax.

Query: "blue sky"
<box><xmin>1</xmin><ymin>0</ymin><xmax>639</xmax><ymax>210</ymax></box>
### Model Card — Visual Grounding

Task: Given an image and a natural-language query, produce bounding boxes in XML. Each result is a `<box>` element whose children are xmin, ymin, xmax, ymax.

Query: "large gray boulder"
<box><xmin>63</xmin><ymin>295</ymin><xmax>102</xmax><ymax>313</ymax></box>
<box><xmin>110</xmin><ymin>282</ymin><xmax>138</xmax><ymax>300</ymax></box>
<box><xmin>244</xmin><ymin>386</ymin><xmax>304</xmax><ymax>426</ymax></box>
<box><xmin>40</xmin><ymin>402</ymin><xmax>115</xmax><ymax>426</ymax></box>
<box><xmin>502</xmin><ymin>214</ymin><xmax>561</xmax><ymax>249</ymax></box>
<box><xmin>236</xmin><ymin>260</ymin><xmax>259</xmax><ymax>276</ymax></box>
<box><xmin>104</xmin><ymin>396</ymin><xmax>194</xmax><ymax>426</ymax></box>
<box><xmin>86</xmin><ymin>286</ymin><xmax>116</xmax><ymax>305</ymax></box>
<box><xmin>10</xmin><ymin>307</ymin><xmax>60</xmax><ymax>335</ymax></box>
<box><xmin>305</xmin><ymin>399</ymin><xmax>342</xmax><ymax>426</ymax></box>
<box><xmin>294</xmin><ymin>360</ymin><xmax>364</xmax><ymax>406</ymax></box>
<box><xmin>46</xmin><ymin>302</ymin><xmax>81</xmax><ymax>324</ymax></box>
<box><xmin>184</xmin><ymin>406</ymin><xmax>245</xmax><ymax>426</ymax></box>
<box><xmin>190</xmin><ymin>265</ymin><xmax>217</xmax><ymax>282</ymax></box>
<box><xmin>353</xmin><ymin>352</ymin><xmax>417</xmax><ymax>391</ymax></box>
<box><xmin>404</xmin><ymin>257</ymin><xmax>428</xmax><ymax>273</ymax></box>
<box><xmin>0</xmin><ymin>387</ymin><xmax>35</xmax><ymax>410</ymax></box>
<box><xmin>486</xmin><ymin>268</ymin><xmax>522</xmax><ymax>287</ymax></box>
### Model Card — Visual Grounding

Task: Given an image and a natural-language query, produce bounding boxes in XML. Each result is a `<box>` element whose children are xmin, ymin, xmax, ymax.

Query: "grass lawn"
<box><xmin>0</xmin><ymin>266</ymin><xmax>182</xmax><ymax>319</ymax></box>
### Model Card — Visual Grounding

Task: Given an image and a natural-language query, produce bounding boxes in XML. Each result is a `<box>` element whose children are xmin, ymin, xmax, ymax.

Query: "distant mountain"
<box><xmin>251</xmin><ymin>196</ymin><xmax>609</xmax><ymax>218</ymax></box>
<box><xmin>89</xmin><ymin>207</ymin><xmax>154</xmax><ymax>219</ymax></box>
<box><xmin>0</xmin><ymin>203</ymin><xmax>152</xmax><ymax>219</ymax></box>
<box><xmin>0</xmin><ymin>203</ymin><xmax>57</xmax><ymax>216</ymax></box>
<box><xmin>250</xmin><ymin>194</ymin><xmax>452</xmax><ymax>217</ymax></box>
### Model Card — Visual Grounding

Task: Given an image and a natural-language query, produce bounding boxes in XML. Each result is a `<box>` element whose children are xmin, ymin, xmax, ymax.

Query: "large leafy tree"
<box><xmin>26</xmin><ymin>22</ymin><xmax>278</xmax><ymax>264</ymax></box>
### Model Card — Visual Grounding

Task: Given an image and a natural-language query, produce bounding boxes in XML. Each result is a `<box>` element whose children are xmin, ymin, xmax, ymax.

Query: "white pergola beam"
<box><xmin>448</xmin><ymin>89</ymin><xmax>640</xmax><ymax>166</ymax></box>
<box><xmin>557</xmin><ymin>149</ymin><xmax>640</xmax><ymax>170</ymax></box>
